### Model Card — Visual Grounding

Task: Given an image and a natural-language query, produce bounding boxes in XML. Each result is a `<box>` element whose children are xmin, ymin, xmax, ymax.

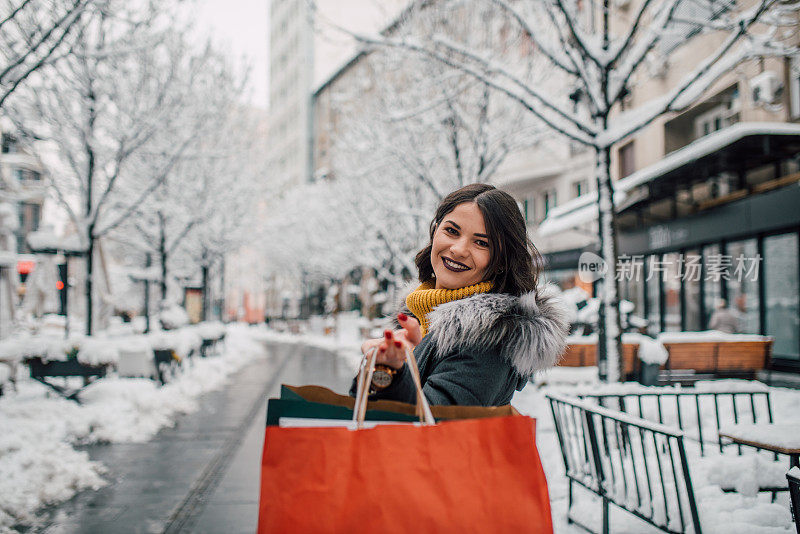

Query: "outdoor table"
<box><xmin>719</xmin><ymin>423</ymin><xmax>800</xmax><ymax>469</ymax></box>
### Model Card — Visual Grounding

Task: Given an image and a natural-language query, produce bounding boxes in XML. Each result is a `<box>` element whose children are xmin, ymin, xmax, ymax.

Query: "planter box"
<box><xmin>559</xmin><ymin>344</ymin><xmax>639</xmax><ymax>376</ymax></box>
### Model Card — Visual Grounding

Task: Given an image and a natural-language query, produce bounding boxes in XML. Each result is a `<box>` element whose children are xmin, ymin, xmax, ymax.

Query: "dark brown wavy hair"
<box><xmin>414</xmin><ymin>183</ymin><xmax>542</xmax><ymax>297</ymax></box>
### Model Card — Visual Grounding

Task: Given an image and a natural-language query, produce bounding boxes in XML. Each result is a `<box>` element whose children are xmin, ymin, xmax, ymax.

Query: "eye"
<box><xmin>476</xmin><ymin>239</ymin><xmax>490</xmax><ymax>248</ymax></box>
<box><xmin>444</xmin><ymin>226</ymin><xmax>458</xmax><ymax>235</ymax></box>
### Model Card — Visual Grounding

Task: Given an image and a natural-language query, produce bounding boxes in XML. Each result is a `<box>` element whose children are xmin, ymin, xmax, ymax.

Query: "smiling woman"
<box><xmin>352</xmin><ymin>183</ymin><xmax>570</xmax><ymax>407</ymax></box>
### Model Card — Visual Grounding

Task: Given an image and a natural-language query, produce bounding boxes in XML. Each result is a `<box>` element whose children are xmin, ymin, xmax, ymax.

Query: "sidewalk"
<box><xmin>38</xmin><ymin>341</ymin><xmax>353</xmax><ymax>534</ymax></box>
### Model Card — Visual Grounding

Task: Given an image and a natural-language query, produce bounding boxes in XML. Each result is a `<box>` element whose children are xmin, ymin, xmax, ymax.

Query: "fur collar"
<box><xmin>398</xmin><ymin>283</ymin><xmax>570</xmax><ymax>377</ymax></box>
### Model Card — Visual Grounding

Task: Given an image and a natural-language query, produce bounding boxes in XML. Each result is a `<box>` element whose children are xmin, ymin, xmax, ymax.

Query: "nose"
<box><xmin>449</xmin><ymin>237</ymin><xmax>469</xmax><ymax>258</ymax></box>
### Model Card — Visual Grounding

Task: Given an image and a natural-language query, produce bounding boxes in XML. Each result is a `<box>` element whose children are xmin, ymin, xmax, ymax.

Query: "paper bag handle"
<box><xmin>352</xmin><ymin>345</ymin><xmax>435</xmax><ymax>428</ymax></box>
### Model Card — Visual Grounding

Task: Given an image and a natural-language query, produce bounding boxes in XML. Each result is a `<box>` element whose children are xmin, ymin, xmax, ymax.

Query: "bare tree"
<box><xmin>109</xmin><ymin>43</ymin><xmax>253</xmax><ymax>317</ymax></box>
<box><xmin>294</xmin><ymin>3</ymin><xmax>546</xmax><ymax>291</ymax></box>
<box><xmin>0</xmin><ymin>0</ymin><xmax>96</xmax><ymax>109</ymax></box>
<box><xmin>324</xmin><ymin>0</ymin><xmax>799</xmax><ymax>381</ymax></box>
<box><xmin>8</xmin><ymin>5</ymin><xmax>215</xmax><ymax>334</ymax></box>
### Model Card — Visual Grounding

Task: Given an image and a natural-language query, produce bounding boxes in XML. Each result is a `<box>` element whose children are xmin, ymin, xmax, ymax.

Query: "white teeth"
<box><xmin>443</xmin><ymin>257</ymin><xmax>469</xmax><ymax>271</ymax></box>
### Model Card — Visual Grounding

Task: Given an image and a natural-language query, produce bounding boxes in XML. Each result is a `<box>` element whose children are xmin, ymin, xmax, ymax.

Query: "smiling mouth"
<box><xmin>442</xmin><ymin>257</ymin><xmax>470</xmax><ymax>272</ymax></box>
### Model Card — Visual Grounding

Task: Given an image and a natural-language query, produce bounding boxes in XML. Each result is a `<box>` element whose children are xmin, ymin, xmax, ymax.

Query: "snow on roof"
<box><xmin>536</xmin><ymin>122</ymin><xmax>800</xmax><ymax>236</ymax></box>
<box><xmin>616</xmin><ymin>122</ymin><xmax>800</xmax><ymax>193</ymax></box>
<box><xmin>26</xmin><ymin>230</ymin><xmax>84</xmax><ymax>253</ymax></box>
<box><xmin>537</xmin><ymin>191</ymin><xmax>626</xmax><ymax>237</ymax></box>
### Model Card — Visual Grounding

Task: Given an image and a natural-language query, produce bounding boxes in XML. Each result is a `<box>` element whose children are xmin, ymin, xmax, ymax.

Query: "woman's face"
<box><xmin>430</xmin><ymin>202</ymin><xmax>492</xmax><ymax>290</ymax></box>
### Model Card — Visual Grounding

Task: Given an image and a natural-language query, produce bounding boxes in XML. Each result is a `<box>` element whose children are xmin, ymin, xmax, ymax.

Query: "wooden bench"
<box><xmin>547</xmin><ymin>392</ymin><xmax>702</xmax><ymax>534</ymax></box>
<box><xmin>660</xmin><ymin>339</ymin><xmax>772</xmax><ymax>380</ymax></box>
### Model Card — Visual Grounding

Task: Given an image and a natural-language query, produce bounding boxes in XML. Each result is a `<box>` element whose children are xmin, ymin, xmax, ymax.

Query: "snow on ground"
<box><xmin>0</xmin><ymin>323</ymin><xmax>267</xmax><ymax>532</ymax></box>
<box><xmin>512</xmin><ymin>380</ymin><xmax>800</xmax><ymax>533</ymax></box>
<box><xmin>253</xmin><ymin>327</ymin><xmax>800</xmax><ymax>533</ymax></box>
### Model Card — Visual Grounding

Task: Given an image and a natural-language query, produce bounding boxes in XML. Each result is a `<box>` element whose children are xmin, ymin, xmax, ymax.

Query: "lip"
<box><xmin>442</xmin><ymin>257</ymin><xmax>470</xmax><ymax>272</ymax></box>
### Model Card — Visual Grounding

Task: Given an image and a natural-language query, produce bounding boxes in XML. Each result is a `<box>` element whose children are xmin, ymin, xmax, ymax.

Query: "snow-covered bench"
<box><xmin>547</xmin><ymin>392</ymin><xmax>702</xmax><ymax>534</ymax></box>
<box><xmin>193</xmin><ymin>321</ymin><xmax>226</xmax><ymax>357</ymax></box>
<box><xmin>657</xmin><ymin>332</ymin><xmax>773</xmax><ymax>381</ymax></box>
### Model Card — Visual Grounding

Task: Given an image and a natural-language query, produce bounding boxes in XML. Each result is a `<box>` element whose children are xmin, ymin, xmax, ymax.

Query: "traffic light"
<box><xmin>57</xmin><ymin>262</ymin><xmax>67</xmax><ymax>316</ymax></box>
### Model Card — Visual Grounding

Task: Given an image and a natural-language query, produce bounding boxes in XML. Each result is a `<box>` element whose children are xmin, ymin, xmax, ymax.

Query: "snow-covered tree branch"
<box><xmin>317</xmin><ymin>0</ymin><xmax>800</xmax><ymax>381</ymax></box>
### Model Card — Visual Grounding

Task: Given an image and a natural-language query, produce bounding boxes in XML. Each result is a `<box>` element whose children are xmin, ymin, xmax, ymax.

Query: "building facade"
<box><xmin>534</xmin><ymin>20</ymin><xmax>800</xmax><ymax>370</ymax></box>
<box><xmin>268</xmin><ymin>0</ymin><xmax>315</xmax><ymax>188</ymax></box>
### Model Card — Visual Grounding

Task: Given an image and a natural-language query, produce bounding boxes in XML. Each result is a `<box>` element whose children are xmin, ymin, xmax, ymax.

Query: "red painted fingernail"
<box><xmin>384</xmin><ymin>330</ymin><xmax>392</xmax><ymax>340</ymax></box>
<box><xmin>398</xmin><ymin>313</ymin><xmax>408</xmax><ymax>321</ymax></box>
<box><xmin>394</xmin><ymin>341</ymin><xmax>402</xmax><ymax>348</ymax></box>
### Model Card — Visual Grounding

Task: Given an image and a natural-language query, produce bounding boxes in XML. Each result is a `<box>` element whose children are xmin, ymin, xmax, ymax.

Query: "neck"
<box><xmin>405</xmin><ymin>280</ymin><xmax>493</xmax><ymax>336</ymax></box>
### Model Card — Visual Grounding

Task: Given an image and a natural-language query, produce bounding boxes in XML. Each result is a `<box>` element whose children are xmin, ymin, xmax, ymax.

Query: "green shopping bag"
<box><xmin>267</xmin><ymin>384</ymin><xmax>518</xmax><ymax>427</ymax></box>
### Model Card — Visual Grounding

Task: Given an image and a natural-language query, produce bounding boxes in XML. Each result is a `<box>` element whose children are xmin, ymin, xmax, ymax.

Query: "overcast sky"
<box><xmin>190</xmin><ymin>1</ymin><xmax>408</xmax><ymax>110</ymax></box>
<box><xmin>192</xmin><ymin>0</ymin><xmax>270</xmax><ymax>109</ymax></box>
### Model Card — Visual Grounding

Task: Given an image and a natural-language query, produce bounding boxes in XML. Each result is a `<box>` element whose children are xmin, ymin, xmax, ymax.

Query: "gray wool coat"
<box><xmin>351</xmin><ymin>284</ymin><xmax>570</xmax><ymax>407</ymax></box>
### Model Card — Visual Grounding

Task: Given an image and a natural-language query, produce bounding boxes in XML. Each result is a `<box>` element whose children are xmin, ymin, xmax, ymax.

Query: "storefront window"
<box><xmin>646</xmin><ymin>255</ymin><xmax>661</xmax><ymax>335</ymax></box>
<box><xmin>727</xmin><ymin>239</ymin><xmax>760</xmax><ymax>334</ymax></box>
<box><xmin>684</xmin><ymin>250</ymin><xmax>702</xmax><ymax>331</ymax></box>
<box><xmin>764</xmin><ymin>233</ymin><xmax>799</xmax><ymax>360</ymax></box>
<box><xmin>619</xmin><ymin>260</ymin><xmax>646</xmax><ymax>330</ymax></box>
<box><xmin>703</xmin><ymin>244</ymin><xmax>722</xmax><ymax>328</ymax></box>
<box><xmin>663</xmin><ymin>252</ymin><xmax>682</xmax><ymax>331</ymax></box>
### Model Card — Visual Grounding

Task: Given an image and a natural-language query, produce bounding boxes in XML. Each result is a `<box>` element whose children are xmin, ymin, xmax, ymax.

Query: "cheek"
<box><xmin>475</xmin><ymin>250</ymin><xmax>491</xmax><ymax>272</ymax></box>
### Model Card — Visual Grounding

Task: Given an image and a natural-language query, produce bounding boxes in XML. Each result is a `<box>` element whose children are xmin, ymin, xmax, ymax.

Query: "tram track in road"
<box><xmin>161</xmin><ymin>343</ymin><xmax>298</xmax><ymax>534</ymax></box>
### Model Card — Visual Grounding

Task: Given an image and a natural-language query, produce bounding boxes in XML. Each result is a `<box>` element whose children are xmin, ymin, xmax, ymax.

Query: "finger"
<box><xmin>399</xmin><ymin>315</ymin><xmax>423</xmax><ymax>345</ymax></box>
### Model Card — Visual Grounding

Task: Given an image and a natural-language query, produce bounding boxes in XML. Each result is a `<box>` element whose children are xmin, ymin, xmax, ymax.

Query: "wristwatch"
<box><xmin>370</xmin><ymin>364</ymin><xmax>399</xmax><ymax>393</ymax></box>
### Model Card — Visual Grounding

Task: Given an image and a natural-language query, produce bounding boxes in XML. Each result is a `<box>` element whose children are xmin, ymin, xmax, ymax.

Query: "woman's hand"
<box><xmin>360</xmin><ymin>314</ymin><xmax>422</xmax><ymax>370</ymax></box>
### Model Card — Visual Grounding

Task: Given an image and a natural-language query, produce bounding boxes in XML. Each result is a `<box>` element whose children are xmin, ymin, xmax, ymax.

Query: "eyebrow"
<box><xmin>444</xmin><ymin>220</ymin><xmax>489</xmax><ymax>239</ymax></box>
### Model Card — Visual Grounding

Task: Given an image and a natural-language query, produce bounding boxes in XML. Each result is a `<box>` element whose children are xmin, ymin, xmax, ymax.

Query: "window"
<box><xmin>726</xmin><ymin>239</ymin><xmax>760</xmax><ymax>334</ymax></box>
<box><xmin>693</xmin><ymin>95</ymin><xmax>740</xmax><ymax>139</ymax></box>
<box><xmin>572</xmin><ymin>179</ymin><xmax>589</xmax><ymax>199</ymax></box>
<box><xmin>662</xmin><ymin>252</ymin><xmax>682</xmax><ymax>332</ymax></box>
<box><xmin>658</xmin><ymin>1</ymin><xmax>733</xmax><ymax>55</ymax></box>
<box><xmin>619</xmin><ymin>141</ymin><xmax>635</xmax><ymax>179</ymax></box>
<box><xmin>791</xmin><ymin>57</ymin><xmax>800</xmax><ymax>119</ymax></box>
<box><xmin>18</xmin><ymin>202</ymin><xmax>41</xmax><ymax>234</ymax></box>
<box><xmin>764</xmin><ymin>233</ymin><xmax>799</xmax><ymax>360</ymax></box>
<box><xmin>543</xmin><ymin>190</ymin><xmax>557</xmax><ymax>218</ymax></box>
<box><xmin>1</xmin><ymin>134</ymin><xmax>18</xmax><ymax>154</ymax></box>
<box><xmin>14</xmin><ymin>168</ymin><xmax>40</xmax><ymax>182</ymax></box>
<box><xmin>645</xmin><ymin>255</ymin><xmax>662</xmax><ymax>335</ymax></box>
<box><xmin>684</xmin><ymin>250</ymin><xmax>703</xmax><ymax>331</ymax></box>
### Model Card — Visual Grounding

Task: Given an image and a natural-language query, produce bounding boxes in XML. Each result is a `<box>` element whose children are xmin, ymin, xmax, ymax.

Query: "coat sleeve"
<box><xmin>419</xmin><ymin>348</ymin><xmax>518</xmax><ymax>406</ymax></box>
<box><xmin>350</xmin><ymin>348</ymin><xmax>517</xmax><ymax>407</ymax></box>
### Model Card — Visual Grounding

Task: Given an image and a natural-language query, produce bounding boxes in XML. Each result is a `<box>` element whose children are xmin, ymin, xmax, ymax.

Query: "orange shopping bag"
<box><xmin>257</xmin><ymin>348</ymin><xmax>553</xmax><ymax>533</ymax></box>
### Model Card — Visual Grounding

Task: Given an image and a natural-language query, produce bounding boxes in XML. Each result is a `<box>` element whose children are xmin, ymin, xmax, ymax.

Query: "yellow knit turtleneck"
<box><xmin>405</xmin><ymin>280</ymin><xmax>493</xmax><ymax>336</ymax></box>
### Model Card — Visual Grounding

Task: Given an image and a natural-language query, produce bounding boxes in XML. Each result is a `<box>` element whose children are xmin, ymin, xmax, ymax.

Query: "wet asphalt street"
<box><xmin>36</xmin><ymin>341</ymin><xmax>354</xmax><ymax>534</ymax></box>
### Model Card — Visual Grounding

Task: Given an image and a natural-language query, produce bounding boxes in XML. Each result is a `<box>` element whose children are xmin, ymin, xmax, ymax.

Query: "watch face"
<box><xmin>372</xmin><ymin>370</ymin><xmax>393</xmax><ymax>388</ymax></box>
